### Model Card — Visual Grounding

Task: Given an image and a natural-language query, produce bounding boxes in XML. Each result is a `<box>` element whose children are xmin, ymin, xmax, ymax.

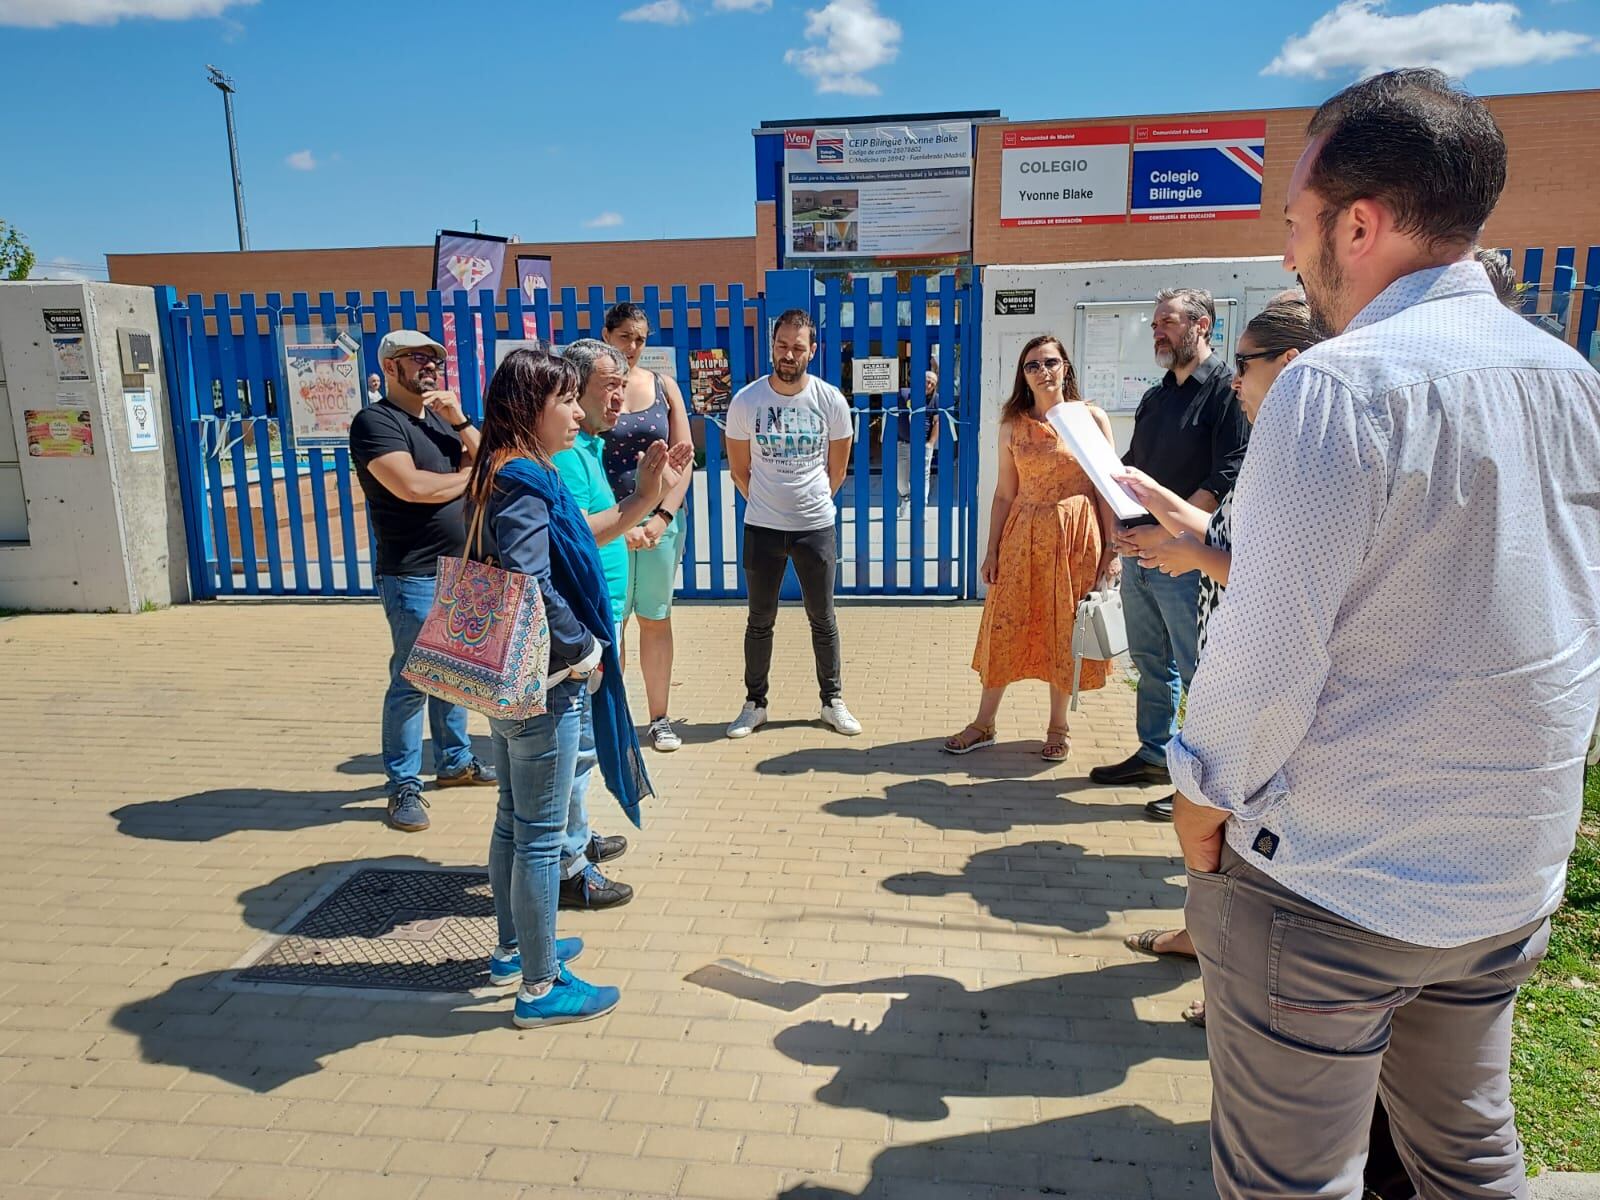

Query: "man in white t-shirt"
<box><xmin>724</xmin><ymin>308</ymin><xmax>859</xmax><ymax>738</ymax></box>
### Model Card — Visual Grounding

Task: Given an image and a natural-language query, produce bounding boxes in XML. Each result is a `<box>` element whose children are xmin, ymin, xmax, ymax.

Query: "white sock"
<box><xmin>518</xmin><ymin>979</ymin><xmax>553</xmax><ymax>1001</ymax></box>
<box><xmin>492</xmin><ymin>946</ymin><xmax>516</xmax><ymax>963</ymax></box>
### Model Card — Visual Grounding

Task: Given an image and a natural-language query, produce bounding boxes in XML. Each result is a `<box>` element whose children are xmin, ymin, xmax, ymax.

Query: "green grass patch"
<box><xmin>1511</xmin><ymin>764</ymin><xmax>1600</xmax><ymax>1172</ymax></box>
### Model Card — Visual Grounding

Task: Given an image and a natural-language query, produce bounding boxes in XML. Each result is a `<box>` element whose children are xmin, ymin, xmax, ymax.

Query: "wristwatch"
<box><xmin>652</xmin><ymin>506</ymin><xmax>675</xmax><ymax>524</ymax></box>
<box><xmin>451</xmin><ymin>418</ymin><xmax>472</xmax><ymax>431</ymax></box>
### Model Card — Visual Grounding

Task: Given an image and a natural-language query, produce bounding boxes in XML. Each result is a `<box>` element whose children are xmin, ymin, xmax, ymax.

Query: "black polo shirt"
<box><xmin>1121</xmin><ymin>353</ymin><xmax>1249</xmax><ymax>525</ymax></box>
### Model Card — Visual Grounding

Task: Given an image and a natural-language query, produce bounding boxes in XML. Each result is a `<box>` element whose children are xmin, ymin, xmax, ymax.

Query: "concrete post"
<box><xmin>0</xmin><ymin>282</ymin><xmax>190</xmax><ymax>611</ymax></box>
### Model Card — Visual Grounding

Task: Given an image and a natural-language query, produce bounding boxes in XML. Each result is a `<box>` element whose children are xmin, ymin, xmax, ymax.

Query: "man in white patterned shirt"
<box><xmin>1170</xmin><ymin>69</ymin><xmax>1600</xmax><ymax>1198</ymax></box>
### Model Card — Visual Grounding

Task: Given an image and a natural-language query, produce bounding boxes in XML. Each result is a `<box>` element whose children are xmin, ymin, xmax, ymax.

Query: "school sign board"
<box><xmin>1130</xmin><ymin>120</ymin><xmax>1266</xmax><ymax>223</ymax></box>
<box><xmin>782</xmin><ymin>121</ymin><xmax>973</xmax><ymax>262</ymax></box>
<box><xmin>999</xmin><ymin>125</ymin><xmax>1130</xmax><ymax>227</ymax></box>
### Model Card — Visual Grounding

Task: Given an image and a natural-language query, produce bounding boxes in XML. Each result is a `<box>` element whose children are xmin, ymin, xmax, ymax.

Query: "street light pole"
<box><xmin>206</xmin><ymin>65</ymin><xmax>250</xmax><ymax>252</ymax></box>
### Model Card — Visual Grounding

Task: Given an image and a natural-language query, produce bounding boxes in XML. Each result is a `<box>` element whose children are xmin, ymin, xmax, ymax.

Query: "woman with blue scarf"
<box><xmin>466</xmin><ymin>349</ymin><xmax>659</xmax><ymax>1028</ymax></box>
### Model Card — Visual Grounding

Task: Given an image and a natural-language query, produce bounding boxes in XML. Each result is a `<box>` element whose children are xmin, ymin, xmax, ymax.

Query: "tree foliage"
<box><xmin>1</xmin><ymin>221</ymin><xmax>36</xmax><ymax>281</ymax></box>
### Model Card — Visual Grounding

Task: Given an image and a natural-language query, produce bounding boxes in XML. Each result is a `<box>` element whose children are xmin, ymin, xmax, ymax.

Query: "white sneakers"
<box><xmin>820</xmin><ymin>699</ymin><xmax>863</xmax><ymax>736</ymax></box>
<box><xmin>647</xmin><ymin>717</ymin><xmax>681</xmax><ymax>753</ymax></box>
<box><xmin>726</xmin><ymin>699</ymin><xmax>864</xmax><ymax>738</ymax></box>
<box><xmin>726</xmin><ymin>702</ymin><xmax>768</xmax><ymax>739</ymax></box>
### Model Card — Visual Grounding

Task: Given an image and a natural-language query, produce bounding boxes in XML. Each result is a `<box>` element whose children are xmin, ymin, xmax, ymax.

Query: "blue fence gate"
<box><xmin>156</xmin><ymin>268</ymin><xmax>983</xmax><ymax>602</ymax></box>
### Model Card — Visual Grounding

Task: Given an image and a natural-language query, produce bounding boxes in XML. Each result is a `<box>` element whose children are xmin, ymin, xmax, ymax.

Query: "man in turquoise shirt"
<box><xmin>550</xmin><ymin>340</ymin><xmax>688</xmax><ymax>910</ymax></box>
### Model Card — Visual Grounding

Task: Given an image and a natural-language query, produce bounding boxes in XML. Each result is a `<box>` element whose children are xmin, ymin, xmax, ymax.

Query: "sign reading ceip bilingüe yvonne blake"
<box><xmin>1130</xmin><ymin>119</ymin><xmax>1266</xmax><ymax>223</ymax></box>
<box><xmin>782</xmin><ymin>122</ymin><xmax>973</xmax><ymax>261</ymax></box>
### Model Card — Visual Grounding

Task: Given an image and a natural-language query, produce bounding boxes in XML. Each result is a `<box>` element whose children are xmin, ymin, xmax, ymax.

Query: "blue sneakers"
<box><xmin>487</xmin><ymin>938</ymin><xmax>583</xmax><ymax>986</ymax></box>
<box><xmin>386</xmin><ymin>783</ymin><xmax>430</xmax><ymax>832</ymax></box>
<box><xmin>512</xmin><ymin>966</ymin><xmax>620</xmax><ymax>1029</ymax></box>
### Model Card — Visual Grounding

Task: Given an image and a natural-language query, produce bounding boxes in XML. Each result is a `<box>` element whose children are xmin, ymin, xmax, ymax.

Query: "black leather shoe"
<box><xmin>587</xmin><ymin>834</ymin><xmax>628</xmax><ymax>864</ymax></box>
<box><xmin>558</xmin><ymin>864</ymin><xmax>634</xmax><ymax>910</ymax></box>
<box><xmin>1144</xmin><ymin>795</ymin><xmax>1175</xmax><ymax>822</ymax></box>
<box><xmin>1089</xmin><ymin>753</ymin><xmax>1172</xmax><ymax>786</ymax></box>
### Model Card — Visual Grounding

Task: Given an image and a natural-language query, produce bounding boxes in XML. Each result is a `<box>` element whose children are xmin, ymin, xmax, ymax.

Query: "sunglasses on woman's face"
<box><xmin>1023</xmin><ymin>357</ymin><xmax>1064</xmax><ymax>375</ymax></box>
<box><xmin>1234</xmin><ymin>348</ymin><xmax>1284</xmax><ymax>377</ymax></box>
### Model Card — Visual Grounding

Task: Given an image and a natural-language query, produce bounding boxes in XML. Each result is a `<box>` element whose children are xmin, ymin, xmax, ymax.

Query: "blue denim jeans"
<box><xmin>1121</xmin><ymin>558</ymin><xmax>1201</xmax><ymax>765</ymax></box>
<box><xmin>487</xmin><ymin>680</ymin><xmax>588</xmax><ymax>985</ymax></box>
<box><xmin>559</xmin><ymin>704</ymin><xmax>598</xmax><ymax>880</ymax></box>
<box><xmin>378</xmin><ymin>574</ymin><xmax>473</xmax><ymax>794</ymax></box>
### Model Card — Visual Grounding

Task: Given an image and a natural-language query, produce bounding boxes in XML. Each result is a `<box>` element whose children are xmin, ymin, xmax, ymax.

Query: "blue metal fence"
<box><xmin>156</xmin><ymin>270</ymin><xmax>982</xmax><ymax>602</ymax></box>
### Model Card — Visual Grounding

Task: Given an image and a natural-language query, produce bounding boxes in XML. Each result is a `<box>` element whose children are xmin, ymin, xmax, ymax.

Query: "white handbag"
<box><xmin>1071</xmin><ymin>582</ymin><xmax>1128</xmax><ymax>711</ymax></box>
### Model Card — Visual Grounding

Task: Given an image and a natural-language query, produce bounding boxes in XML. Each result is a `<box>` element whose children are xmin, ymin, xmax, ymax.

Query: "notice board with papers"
<box><xmin>1072</xmin><ymin>300</ymin><xmax>1238</xmax><ymax>414</ymax></box>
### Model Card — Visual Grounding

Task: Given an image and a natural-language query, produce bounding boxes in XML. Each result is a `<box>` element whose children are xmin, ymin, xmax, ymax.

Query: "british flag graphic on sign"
<box><xmin>815</xmin><ymin>137</ymin><xmax>844</xmax><ymax>163</ymax></box>
<box><xmin>1130</xmin><ymin>119</ymin><xmax>1268</xmax><ymax>223</ymax></box>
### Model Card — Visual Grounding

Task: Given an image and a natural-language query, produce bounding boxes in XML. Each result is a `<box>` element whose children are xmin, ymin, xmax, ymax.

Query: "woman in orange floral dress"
<box><xmin>943</xmin><ymin>335</ymin><xmax>1119</xmax><ymax>761</ymax></box>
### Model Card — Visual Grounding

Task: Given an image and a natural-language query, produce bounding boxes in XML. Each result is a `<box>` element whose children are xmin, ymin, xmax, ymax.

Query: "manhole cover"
<box><xmin>237</xmin><ymin>868</ymin><xmax>498</xmax><ymax>992</ymax></box>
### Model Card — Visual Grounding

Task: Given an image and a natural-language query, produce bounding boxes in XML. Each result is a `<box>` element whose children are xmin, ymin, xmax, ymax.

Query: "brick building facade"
<box><xmin>107</xmin><ymin>89</ymin><xmax>1599</xmax><ymax>299</ymax></box>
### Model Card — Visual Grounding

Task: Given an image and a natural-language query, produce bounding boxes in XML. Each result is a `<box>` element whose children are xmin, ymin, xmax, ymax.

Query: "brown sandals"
<box><xmin>942</xmin><ymin>723</ymin><xmax>996</xmax><ymax>755</ymax></box>
<box><xmin>1124</xmin><ymin>929</ymin><xmax>1199</xmax><ymax>960</ymax></box>
<box><xmin>1041</xmin><ymin>726</ymin><xmax>1071</xmax><ymax>762</ymax></box>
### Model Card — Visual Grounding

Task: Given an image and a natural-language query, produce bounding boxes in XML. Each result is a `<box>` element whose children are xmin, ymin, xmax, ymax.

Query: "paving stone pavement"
<box><xmin>0</xmin><ymin>601</ymin><xmax>1216</xmax><ymax>1199</ymax></box>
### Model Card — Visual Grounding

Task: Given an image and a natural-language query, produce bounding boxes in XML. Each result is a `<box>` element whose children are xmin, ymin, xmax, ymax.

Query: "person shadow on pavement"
<box><xmin>111</xmin><ymin>743</ymin><xmax>494</xmax><ymax>842</ymax></box>
<box><xmin>881</xmin><ymin>839</ymin><xmax>1187</xmax><ymax>932</ymax></box>
<box><xmin>111</xmin><ymin>856</ymin><xmax>511</xmax><ymax>1092</ymax></box>
<box><xmin>822</xmin><ymin>777</ymin><xmax>1147</xmax><ymax>836</ymax></box>
<box><xmin>689</xmin><ymin>959</ymin><xmax>1205</xmax><ymax>1122</ymax></box>
<box><xmin>777</xmin><ymin>1104</ymin><xmax>1210</xmax><ymax>1198</ymax></box>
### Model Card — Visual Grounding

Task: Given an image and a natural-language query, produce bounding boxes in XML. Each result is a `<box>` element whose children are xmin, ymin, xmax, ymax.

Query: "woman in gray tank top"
<box><xmin>601</xmin><ymin>303</ymin><xmax>694</xmax><ymax>752</ymax></box>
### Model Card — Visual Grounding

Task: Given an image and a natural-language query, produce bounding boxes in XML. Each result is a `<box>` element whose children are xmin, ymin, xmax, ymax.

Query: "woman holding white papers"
<box><xmin>943</xmin><ymin>336</ymin><xmax>1119</xmax><ymax>762</ymax></box>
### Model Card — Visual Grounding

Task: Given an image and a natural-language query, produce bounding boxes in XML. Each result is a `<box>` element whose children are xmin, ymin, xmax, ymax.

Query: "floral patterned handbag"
<box><xmin>401</xmin><ymin>506</ymin><xmax>551</xmax><ymax>720</ymax></box>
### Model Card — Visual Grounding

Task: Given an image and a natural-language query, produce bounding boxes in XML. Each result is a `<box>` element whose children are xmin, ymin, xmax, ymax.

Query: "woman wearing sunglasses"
<box><xmin>943</xmin><ymin>335</ymin><xmax>1120</xmax><ymax>762</ymax></box>
<box><xmin>1114</xmin><ymin>295</ymin><xmax>1322</xmax><ymax>1019</ymax></box>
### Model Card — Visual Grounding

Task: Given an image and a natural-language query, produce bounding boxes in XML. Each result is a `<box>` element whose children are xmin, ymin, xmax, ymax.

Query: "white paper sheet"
<box><xmin>1045</xmin><ymin>402</ymin><xmax>1147</xmax><ymax>522</ymax></box>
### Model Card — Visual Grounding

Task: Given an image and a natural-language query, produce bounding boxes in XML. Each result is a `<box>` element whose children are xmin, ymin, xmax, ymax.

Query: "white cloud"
<box><xmin>285</xmin><ymin>149</ymin><xmax>316</xmax><ymax>171</ymax></box>
<box><xmin>584</xmin><ymin>212</ymin><xmax>625</xmax><ymax>229</ymax></box>
<box><xmin>620</xmin><ymin>0</ymin><xmax>689</xmax><ymax>24</ymax></box>
<box><xmin>34</xmin><ymin>257</ymin><xmax>100</xmax><ymax>282</ymax></box>
<box><xmin>714</xmin><ymin>0</ymin><xmax>772</xmax><ymax>10</ymax></box>
<box><xmin>1264</xmin><ymin>1</ymin><xmax>1595</xmax><ymax>79</ymax></box>
<box><xmin>0</xmin><ymin>0</ymin><xmax>254</xmax><ymax>27</ymax></box>
<box><xmin>785</xmin><ymin>0</ymin><xmax>901</xmax><ymax>95</ymax></box>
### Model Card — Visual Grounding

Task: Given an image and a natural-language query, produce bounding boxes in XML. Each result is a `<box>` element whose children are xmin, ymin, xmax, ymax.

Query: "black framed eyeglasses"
<box><xmin>1234</xmin><ymin>349</ymin><xmax>1285</xmax><ymax>377</ymax></box>
<box><xmin>394</xmin><ymin>352</ymin><xmax>443</xmax><ymax>368</ymax></box>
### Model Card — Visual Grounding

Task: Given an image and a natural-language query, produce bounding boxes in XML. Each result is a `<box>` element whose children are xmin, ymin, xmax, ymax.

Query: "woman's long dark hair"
<box><xmin>465</xmin><ymin>349</ymin><xmax>578</xmax><ymax>517</ymax></box>
<box><xmin>1003</xmin><ymin>334</ymin><xmax>1081</xmax><ymax>423</ymax></box>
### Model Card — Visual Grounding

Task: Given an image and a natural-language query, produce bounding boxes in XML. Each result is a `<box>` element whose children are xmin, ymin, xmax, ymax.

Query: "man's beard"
<box><xmin>1154</xmin><ymin>324</ymin><xmax>1201</xmax><ymax>370</ymax></box>
<box><xmin>397</xmin><ymin>363</ymin><xmax>439</xmax><ymax>395</ymax></box>
<box><xmin>774</xmin><ymin>360</ymin><xmax>803</xmax><ymax>383</ymax></box>
<box><xmin>1301</xmin><ymin>229</ymin><xmax>1348</xmax><ymax>336</ymax></box>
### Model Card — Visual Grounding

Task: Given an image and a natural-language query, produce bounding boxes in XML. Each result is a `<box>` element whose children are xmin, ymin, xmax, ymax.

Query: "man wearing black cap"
<box><xmin>349</xmin><ymin>330</ymin><xmax>496</xmax><ymax>833</ymax></box>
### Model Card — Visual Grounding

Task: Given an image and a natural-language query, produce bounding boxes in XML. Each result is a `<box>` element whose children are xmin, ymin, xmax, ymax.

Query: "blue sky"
<box><xmin>3</xmin><ymin>0</ymin><xmax>1597</xmax><ymax>279</ymax></box>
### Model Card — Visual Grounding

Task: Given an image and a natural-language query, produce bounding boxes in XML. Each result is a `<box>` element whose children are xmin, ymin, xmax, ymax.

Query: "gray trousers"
<box><xmin>1188</xmin><ymin>842</ymin><xmax>1550</xmax><ymax>1200</ymax></box>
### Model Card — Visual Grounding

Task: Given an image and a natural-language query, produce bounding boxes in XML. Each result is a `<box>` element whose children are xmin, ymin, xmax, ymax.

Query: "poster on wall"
<box><xmin>124</xmin><ymin>388</ymin><xmax>159</xmax><ymax>452</ymax></box>
<box><xmin>999</xmin><ymin>125</ymin><xmax>1130</xmax><ymax>227</ymax></box>
<box><xmin>514</xmin><ymin>254</ymin><xmax>552</xmax><ymax>342</ymax></box>
<box><xmin>782</xmin><ymin>122</ymin><xmax>972</xmax><ymax>262</ymax></box>
<box><xmin>25</xmin><ymin>407</ymin><xmax>94</xmax><ymax>457</ymax></box>
<box><xmin>433</xmin><ymin>230</ymin><xmax>509</xmax><ymax>398</ymax></box>
<box><xmin>1076</xmin><ymin>305</ymin><xmax>1164</xmax><ymax>414</ymax></box>
<box><xmin>282</xmin><ymin>325</ymin><xmax>363</xmax><ymax>448</ymax></box>
<box><xmin>639</xmin><ymin>346</ymin><xmax>677</xmax><ymax>381</ymax></box>
<box><xmin>1130</xmin><ymin>119</ymin><xmax>1266</xmax><ymax>223</ymax></box>
<box><xmin>51</xmin><ymin>335</ymin><xmax>89</xmax><ymax>381</ymax></box>
<box><xmin>688</xmin><ymin>349</ymin><xmax>731</xmax><ymax>415</ymax></box>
